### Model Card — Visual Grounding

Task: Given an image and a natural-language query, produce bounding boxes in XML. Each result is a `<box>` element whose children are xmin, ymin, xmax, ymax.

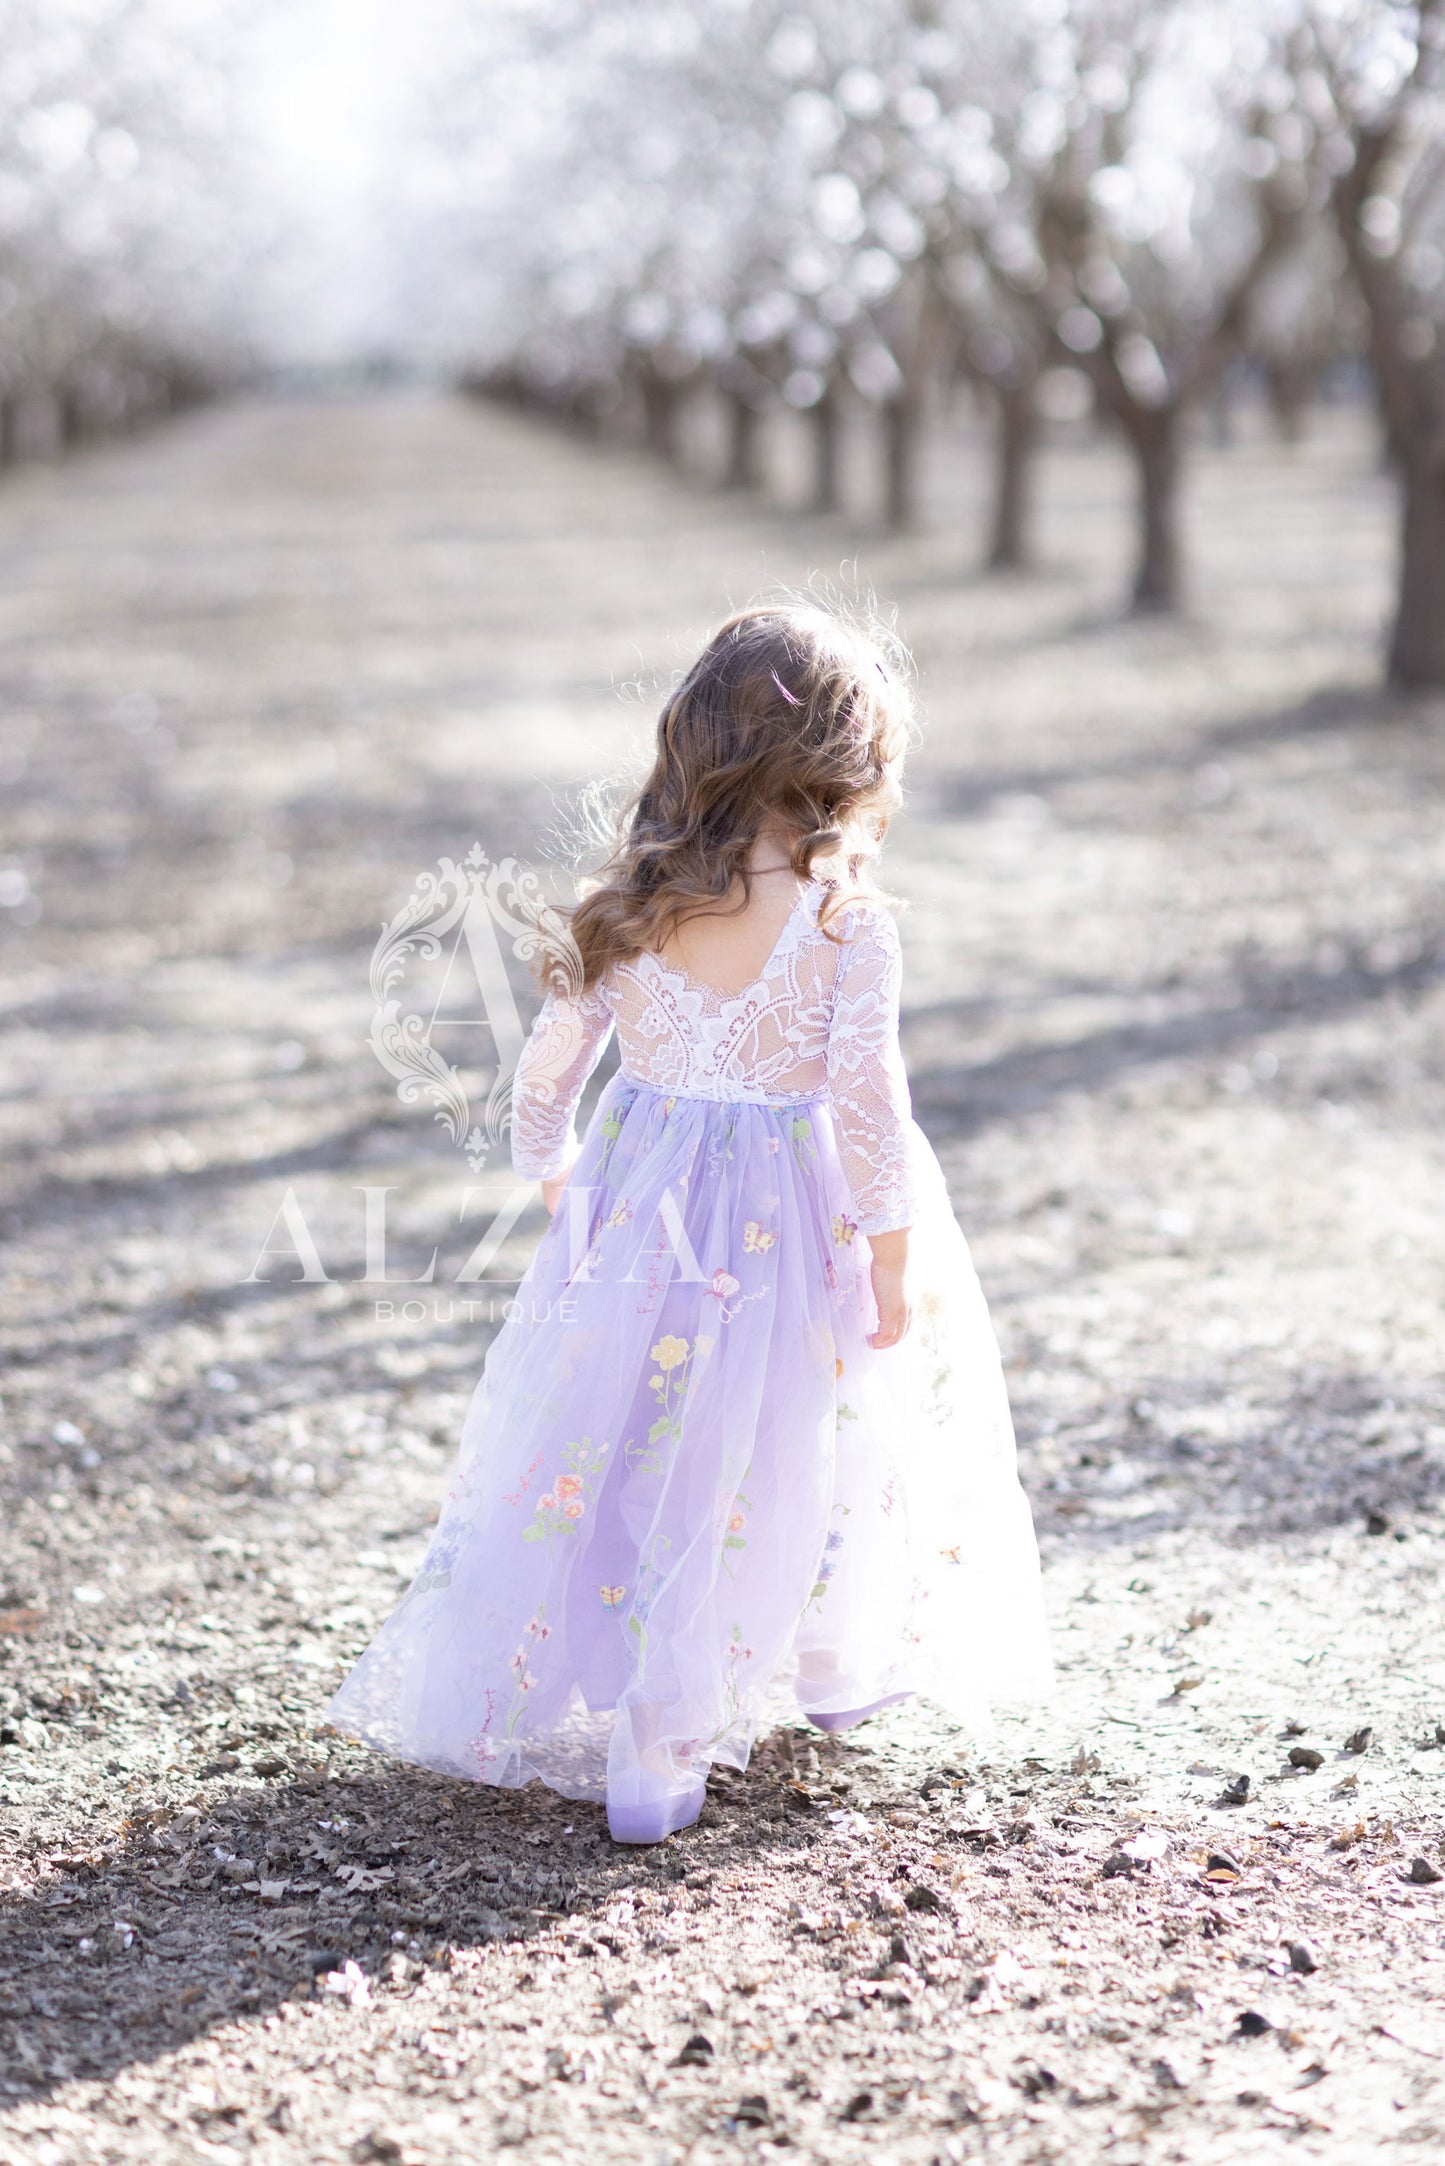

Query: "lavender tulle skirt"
<box><xmin>327</xmin><ymin>1074</ymin><xmax>1051</xmax><ymax>1803</ymax></box>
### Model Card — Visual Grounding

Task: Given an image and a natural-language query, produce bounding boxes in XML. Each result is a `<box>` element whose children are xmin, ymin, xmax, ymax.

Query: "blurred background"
<box><xmin>0</xmin><ymin>0</ymin><xmax>1442</xmax><ymax>669</ymax></box>
<box><xmin>3</xmin><ymin>10</ymin><xmax>1445</xmax><ymax>2145</ymax></box>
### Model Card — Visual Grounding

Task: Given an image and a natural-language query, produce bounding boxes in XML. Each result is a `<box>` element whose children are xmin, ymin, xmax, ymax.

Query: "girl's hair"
<box><xmin>560</xmin><ymin>602</ymin><xmax>914</xmax><ymax>992</ymax></box>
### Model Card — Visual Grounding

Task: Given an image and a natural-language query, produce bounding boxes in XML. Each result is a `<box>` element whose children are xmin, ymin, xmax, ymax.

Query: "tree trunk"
<box><xmin>1262</xmin><ymin>359</ymin><xmax>1315</xmax><ymax>444</ymax></box>
<box><xmin>1206</xmin><ymin>376</ymin><xmax>1235</xmax><ymax>449</ymax></box>
<box><xmin>59</xmin><ymin>385</ymin><xmax>85</xmax><ymax>447</ymax></box>
<box><xmin>811</xmin><ymin>376</ymin><xmax>841</xmax><ymax>513</ymax></box>
<box><xmin>640</xmin><ymin>371</ymin><xmax>677</xmax><ymax>462</ymax></box>
<box><xmin>1122</xmin><ymin>402</ymin><xmax>1183</xmax><ymax>612</ymax></box>
<box><xmin>986</xmin><ymin>381</ymin><xmax>1036</xmax><ymax>569</ymax></box>
<box><xmin>721</xmin><ymin>387</ymin><xmax>762</xmax><ymax>489</ymax></box>
<box><xmin>882</xmin><ymin>393</ymin><xmax>920</xmax><ymax>530</ymax></box>
<box><xmin>1388</xmin><ymin>437</ymin><xmax>1445</xmax><ymax>688</ymax></box>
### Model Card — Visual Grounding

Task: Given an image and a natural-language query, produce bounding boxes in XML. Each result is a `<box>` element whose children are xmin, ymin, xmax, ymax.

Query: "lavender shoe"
<box><xmin>802</xmin><ymin>1692</ymin><xmax>910</xmax><ymax>1735</ymax></box>
<box><xmin>606</xmin><ymin>1772</ymin><xmax>707</xmax><ymax>1845</ymax></box>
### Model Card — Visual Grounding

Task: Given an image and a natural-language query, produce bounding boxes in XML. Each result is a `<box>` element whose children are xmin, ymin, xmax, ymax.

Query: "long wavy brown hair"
<box><xmin>557</xmin><ymin>602</ymin><xmax>915</xmax><ymax>993</ymax></box>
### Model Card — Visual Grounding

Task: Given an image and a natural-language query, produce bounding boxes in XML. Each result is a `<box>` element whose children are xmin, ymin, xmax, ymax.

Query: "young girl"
<box><xmin>329</xmin><ymin>603</ymin><xmax>1051</xmax><ymax>1842</ymax></box>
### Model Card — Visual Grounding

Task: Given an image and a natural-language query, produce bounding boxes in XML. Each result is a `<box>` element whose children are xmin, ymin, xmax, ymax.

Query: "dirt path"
<box><xmin>2</xmin><ymin>392</ymin><xmax>1444</xmax><ymax>2164</ymax></box>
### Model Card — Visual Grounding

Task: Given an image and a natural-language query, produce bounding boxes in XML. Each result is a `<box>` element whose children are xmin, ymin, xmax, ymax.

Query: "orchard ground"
<box><xmin>1</xmin><ymin>388</ymin><xmax>1444</xmax><ymax>2164</ymax></box>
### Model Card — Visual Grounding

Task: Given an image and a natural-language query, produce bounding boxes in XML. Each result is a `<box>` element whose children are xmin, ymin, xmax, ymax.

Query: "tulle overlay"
<box><xmin>327</xmin><ymin>1073</ymin><xmax>1052</xmax><ymax>1803</ymax></box>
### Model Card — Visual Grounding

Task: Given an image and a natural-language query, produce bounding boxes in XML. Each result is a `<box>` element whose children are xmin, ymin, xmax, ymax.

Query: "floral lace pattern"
<box><xmin>510</xmin><ymin>885</ymin><xmax>918</xmax><ymax>1234</ymax></box>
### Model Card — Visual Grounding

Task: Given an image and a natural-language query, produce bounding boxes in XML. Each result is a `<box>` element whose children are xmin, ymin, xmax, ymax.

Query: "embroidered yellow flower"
<box><xmin>651</xmin><ymin>1334</ymin><xmax>689</xmax><ymax>1372</ymax></box>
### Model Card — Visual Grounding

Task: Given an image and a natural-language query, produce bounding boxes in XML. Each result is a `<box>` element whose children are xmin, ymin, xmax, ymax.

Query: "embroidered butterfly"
<box><xmin>599</xmin><ymin>1583</ymin><xmax>627</xmax><ymax>1608</ymax></box>
<box><xmin>831</xmin><ymin>1214</ymin><xmax>857</xmax><ymax>1245</ymax></box>
<box><xmin>742</xmin><ymin>1220</ymin><xmax>775</xmax><ymax>1254</ymax></box>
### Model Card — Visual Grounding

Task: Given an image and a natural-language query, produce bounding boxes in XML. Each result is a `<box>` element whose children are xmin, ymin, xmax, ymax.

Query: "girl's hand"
<box><xmin>541</xmin><ymin>1172</ymin><xmax>569</xmax><ymax>1219</ymax></box>
<box><xmin>866</xmin><ymin>1227</ymin><xmax>913</xmax><ymax>1350</ymax></box>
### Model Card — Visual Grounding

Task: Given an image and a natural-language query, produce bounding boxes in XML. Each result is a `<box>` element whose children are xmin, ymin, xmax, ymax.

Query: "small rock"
<box><xmin>734</xmin><ymin>2096</ymin><xmax>770</xmax><ymax>2127</ymax></box>
<box><xmin>1220</xmin><ymin>1774</ymin><xmax>1250</xmax><ymax>1804</ymax></box>
<box><xmin>1364</xmin><ymin>1510</ymin><xmax>1390</xmax><ymax>1535</ymax></box>
<box><xmin>1406</xmin><ymin>1857</ymin><xmax>1443</xmax><ymax>1886</ymax></box>
<box><xmin>1281</xmin><ymin>1719</ymin><xmax>1308</xmax><ymax>1737</ymax></box>
<box><xmin>1235</xmin><ymin>2009</ymin><xmax>1273</xmax><ymax>2037</ymax></box>
<box><xmin>673</xmin><ymin>2033</ymin><xmax>714</xmax><ymax>2067</ymax></box>
<box><xmin>1207</xmin><ymin>1850</ymin><xmax>1243</xmax><ymax>1876</ymax></box>
<box><xmin>1344</xmin><ymin>1727</ymin><xmax>1373</xmax><ymax>1755</ymax></box>
<box><xmin>839</xmin><ymin>2091</ymin><xmax>875</xmax><ymax>2122</ymax></box>
<box><xmin>904</xmin><ymin>1882</ymin><xmax>943</xmax><ymax>1912</ymax></box>
<box><xmin>1436</xmin><ymin>1724</ymin><xmax>1445</xmax><ymax>1747</ymax></box>
<box><xmin>1287</xmin><ymin>1940</ymin><xmax>1318</xmax><ymax>1975</ymax></box>
<box><xmin>1288</xmin><ymin>1747</ymin><xmax>1324</xmax><ymax>1771</ymax></box>
<box><xmin>1101</xmin><ymin>1852</ymin><xmax>1136</xmax><ymax>1878</ymax></box>
<box><xmin>353</xmin><ymin>2140</ymin><xmax>403</xmax><ymax>2165</ymax></box>
<box><xmin>1172</xmin><ymin>1674</ymin><xmax>1205</xmax><ymax>1696</ymax></box>
<box><xmin>252</xmin><ymin>1756</ymin><xmax>288</xmax><ymax>1778</ymax></box>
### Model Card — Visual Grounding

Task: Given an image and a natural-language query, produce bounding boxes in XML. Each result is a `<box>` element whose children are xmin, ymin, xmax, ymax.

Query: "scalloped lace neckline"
<box><xmin>628</xmin><ymin>881</ymin><xmax>817</xmax><ymax>1006</ymax></box>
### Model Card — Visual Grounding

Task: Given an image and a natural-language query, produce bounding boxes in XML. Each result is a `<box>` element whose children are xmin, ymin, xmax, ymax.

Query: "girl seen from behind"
<box><xmin>329</xmin><ymin>601</ymin><xmax>1051</xmax><ymax>1842</ymax></box>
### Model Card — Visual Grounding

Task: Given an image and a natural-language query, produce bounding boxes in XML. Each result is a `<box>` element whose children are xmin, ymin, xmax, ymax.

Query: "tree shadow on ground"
<box><xmin>1013</xmin><ymin>1360</ymin><xmax>1445</xmax><ymax>1554</ymax></box>
<box><xmin>0</xmin><ymin>1739</ymin><xmax>855</xmax><ymax>2109</ymax></box>
<box><xmin>909</xmin><ymin>926</ymin><xmax>1445</xmax><ymax>1139</ymax></box>
<box><xmin>922</xmin><ymin>683</ymin><xmax>1436</xmax><ymax>822</ymax></box>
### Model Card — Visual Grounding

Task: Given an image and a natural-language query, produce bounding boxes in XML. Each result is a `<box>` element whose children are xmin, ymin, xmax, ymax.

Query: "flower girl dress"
<box><xmin>328</xmin><ymin>884</ymin><xmax>1051</xmax><ymax>1838</ymax></box>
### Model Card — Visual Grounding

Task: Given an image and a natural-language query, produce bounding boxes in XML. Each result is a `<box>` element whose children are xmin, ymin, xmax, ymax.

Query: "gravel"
<box><xmin>1</xmin><ymin>391</ymin><xmax>1443</xmax><ymax>2163</ymax></box>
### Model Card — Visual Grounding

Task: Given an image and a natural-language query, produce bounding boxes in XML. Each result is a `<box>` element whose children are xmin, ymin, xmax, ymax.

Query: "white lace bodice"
<box><xmin>510</xmin><ymin>884</ymin><xmax>917</xmax><ymax>1235</ymax></box>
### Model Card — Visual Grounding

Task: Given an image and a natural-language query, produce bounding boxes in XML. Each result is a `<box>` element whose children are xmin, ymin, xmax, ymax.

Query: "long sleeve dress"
<box><xmin>327</xmin><ymin>882</ymin><xmax>1051</xmax><ymax>1804</ymax></box>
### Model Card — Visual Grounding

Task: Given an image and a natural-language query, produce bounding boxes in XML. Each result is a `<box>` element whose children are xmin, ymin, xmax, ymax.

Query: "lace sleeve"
<box><xmin>826</xmin><ymin>905</ymin><xmax>917</xmax><ymax>1237</ymax></box>
<box><xmin>510</xmin><ymin>984</ymin><xmax>615</xmax><ymax>1181</ymax></box>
